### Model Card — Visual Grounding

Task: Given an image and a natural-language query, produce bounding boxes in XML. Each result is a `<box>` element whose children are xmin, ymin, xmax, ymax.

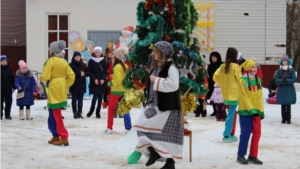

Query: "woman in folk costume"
<box><xmin>134</xmin><ymin>41</ymin><xmax>183</xmax><ymax>169</ymax></box>
<box><xmin>41</xmin><ymin>40</ymin><xmax>75</xmax><ymax>146</ymax></box>
<box><xmin>213</xmin><ymin>47</ymin><xmax>242</xmax><ymax>143</ymax></box>
<box><xmin>236</xmin><ymin>59</ymin><xmax>264</xmax><ymax>165</ymax></box>
<box><xmin>275</xmin><ymin>54</ymin><xmax>296</xmax><ymax>124</ymax></box>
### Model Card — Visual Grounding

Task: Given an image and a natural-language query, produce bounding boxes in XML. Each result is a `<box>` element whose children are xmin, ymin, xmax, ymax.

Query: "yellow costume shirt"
<box><xmin>109</xmin><ymin>64</ymin><xmax>128</xmax><ymax>95</ymax></box>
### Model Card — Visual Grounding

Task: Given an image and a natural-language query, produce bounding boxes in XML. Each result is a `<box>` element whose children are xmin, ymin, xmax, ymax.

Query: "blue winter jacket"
<box><xmin>15</xmin><ymin>70</ymin><xmax>37</xmax><ymax>106</ymax></box>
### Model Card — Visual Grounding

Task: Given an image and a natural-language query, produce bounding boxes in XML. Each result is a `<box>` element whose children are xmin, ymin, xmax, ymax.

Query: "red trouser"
<box><xmin>107</xmin><ymin>94</ymin><xmax>122</xmax><ymax>129</ymax></box>
<box><xmin>231</xmin><ymin>111</ymin><xmax>238</xmax><ymax>135</ymax></box>
<box><xmin>52</xmin><ymin>108</ymin><xmax>68</xmax><ymax>138</ymax></box>
<box><xmin>250</xmin><ymin>116</ymin><xmax>261</xmax><ymax>157</ymax></box>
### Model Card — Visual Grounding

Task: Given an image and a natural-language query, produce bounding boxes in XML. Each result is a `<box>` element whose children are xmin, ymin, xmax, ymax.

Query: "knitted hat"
<box><xmin>0</xmin><ymin>55</ymin><xmax>7</xmax><ymax>61</ymax></box>
<box><xmin>18</xmin><ymin>60</ymin><xmax>28</xmax><ymax>70</ymax></box>
<box><xmin>113</xmin><ymin>46</ymin><xmax>129</xmax><ymax>60</ymax></box>
<box><xmin>61</xmin><ymin>50</ymin><xmax>66</xmax><ymax>54</ymax></box>
<box><xmin>241</xmin><ymin>59</ymin><xmax>256</xmax><ymax>71</ymax></box>
<box><xmin>50</xmin><ymin>40</ymin><xmax>66</xmax><ymax>55</ymax></box>
<box><xmin>94</xmin><ymin>46</ymin><xmax>102</xmax><ymax>53</ymax></box>
<box><xmin>281</xmin><ymin>54</ymin><xmax>289</xmax><ymax>62</ymax></box>
<box><xmin>73</xmin><ymin>51</ymin><xmax>81</xmax><ymax>58</ymax></box>
<box><xmin>154</xmin><ymin>41</ymin><xmax>174</xmax><ymax>57</ymax></box>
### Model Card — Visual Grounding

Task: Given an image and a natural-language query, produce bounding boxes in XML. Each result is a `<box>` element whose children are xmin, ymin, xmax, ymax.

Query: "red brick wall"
<box><xmin>1</xmin><ymin>46</ymin><xmax>26</xmax><ymax>76</ymax></box>
<box><xmin>260</xmin><ymin>64</ymin><xmax>280</xmax><ymax>88</ymax></box>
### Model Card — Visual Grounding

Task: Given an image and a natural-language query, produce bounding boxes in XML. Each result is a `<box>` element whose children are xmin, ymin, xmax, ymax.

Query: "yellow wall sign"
<box><xmin>193</xmin><ymin>2</ymin><xmax>215</xmax><ymax>51</ymax></box>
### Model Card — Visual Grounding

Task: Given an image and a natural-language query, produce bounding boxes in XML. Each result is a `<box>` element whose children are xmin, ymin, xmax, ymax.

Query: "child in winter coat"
<box><xmin>69</xmin><ymin>51</ymin><xmax>89</xmax><ymax>119</ymax></box>
<box><xmin>213</xmin><ymin>47</ymin><xmax>242</xmax><ymax>143</ymax></box>
<box><xmin>236</xmin><ymin>59</ymin><xmax>264</xmax><ymax>165</ymax></box>
<box><xmin>41</xmin><ymin>40</ymin><xmax>75</xmax><ymax>146</ymax></box>
<box><xmin>87</xmin><ymin>46</ymin><xmax>107</xmax><ymax>118</ymax></box>
<box><xmin>209</xmin><ymin>84</ymin><xmax>227</xmax><ymax>121</ymax></box>
<box><xmin>105</xmin><ymin>46</ymin><xmax>132</xmax><ymax>134</ymax></box>
<box><xmin>15</xmin><ymin>60</ymin><xmax>37</xmax><ymax>120</ymax></box>
<box><xmin>1</xmin><ymin>55</ymin><xmax>15</xmax><ymax>120</ymax></box>
<box><xmin>275</xmin><ymin>54</ymin><xmax>296</xmax><ymax>124</ymax></box>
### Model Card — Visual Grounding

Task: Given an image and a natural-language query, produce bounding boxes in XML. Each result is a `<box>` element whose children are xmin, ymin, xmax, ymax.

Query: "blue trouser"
<box><xmin>223</xmin><ymin>105</ymin><xmax>237</xmax><ymax>137</ymax></box>
<box><xmin>48</xmin><ymin>108</ymin><xmax>58</xmax><ymax>136</ymax></box>
<box><xmin>124</xmin><ymin>113</ymin><xmax>132</xmax><ymax>130</ymax></box>
<box><xmin>71</xmin><ymin>92</ymin><xmax>84</xmax><ymax>113</ymax></box>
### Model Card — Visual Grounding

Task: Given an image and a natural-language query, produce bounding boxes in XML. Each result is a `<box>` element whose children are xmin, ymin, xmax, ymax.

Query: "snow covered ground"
<box><xmin>1</xmin><ymin>87</ymin><xmax>300</xmax><ymax>169</ymax></box>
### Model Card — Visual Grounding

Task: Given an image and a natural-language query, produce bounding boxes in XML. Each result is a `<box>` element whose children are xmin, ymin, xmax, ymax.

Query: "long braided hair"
<box><xmin>246</xmin><ymin>72</ymin><xmax>262</xmax><ymax>91</ymax></box>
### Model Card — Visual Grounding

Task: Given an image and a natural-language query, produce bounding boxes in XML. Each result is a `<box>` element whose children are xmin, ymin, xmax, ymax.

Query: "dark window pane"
<box><xmin>59</xmin><ymin>32</ymin><xmax>68</xmax><ymax>47</ymax></box>
<box><xmin>48</xmin><ymin>15</ymin><xmax>57</xmax><ymax>30</ymax></box>
<box><xmin>59</xmin><ymin>15</ymin><xmax>68</xmax><ymax>30</ymax></box>
<box><xmin>48</xmin><ymin>32</ymin><xmax>57</xmax><ymax>47</ymax></box>
<box><xmin>64</xmin><ymin>49</ymin><xmax>68</xmax><ymax>62</ymax></box>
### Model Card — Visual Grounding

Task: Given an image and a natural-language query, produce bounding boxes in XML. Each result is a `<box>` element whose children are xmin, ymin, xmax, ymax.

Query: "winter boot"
<box><xmin>102</xmin><ymin>102</ymin><xmax>108</xmax><ymax>109</ymax></box>
<box><xmin>26</xmin><ymin>109</ymin><xmax>33</xmax><ymax>120</ymax></box>
<box><xmin>19</xmin><ymin>109</ymin><xmax>24</xmax><ymax>120</ymax></box>
<box><xmin>86</xmin><ymin>109</ymin><xmax>94</xmax><ymax>117</ymax></box>
<box><xmin>73</xmin><ymin>112</ymin><xmax>78</xmax><ymax>119</ymax></box>
<box><xmin>78</xmin><ymin>112</ymin><xmax>84</xmax><ymax>119</ymax></box>
<box><xmin>248</xmin><ymin>155</ymin><xmax>263</xmax><ymax>165</ymax></box>
<box><xmin>118</xmin><ymin>114</ymin><xmax>123</xmax><ymax>118</ymax></box>
<box><xmin>53</xmin><ymin>138</ymin><xmax>69</xmax><ymax>146</ymax></box>
<box><xmin>286</xmin><ymin>105</ymin><xmax>291</xmax><ymax>124</ymax></box>
<box><xmin>146</xmin><ymin>146</ymin><xmax>161</xmax><ymax>166</ymax></box>
<box><xmin>236</xmin><ymin>155</ymin><xmax>248</xmax><ymax>165</ymax></box>
<box><xmin>96</xmin><ymin>108</ymin><xmax>101</xmax><ymax>119</ymax></box>
<box><xmin>161</xmin><ymin>158</ymin><xmax>175</xmax><ymax>169</ymax></box>
<box><xmin>281</xmin><ymin>105</ymin><xmax>286</xmax><ymax>123</ymax></box>
<box><xmin>48</xmin><ymin>136</ymin><xmax>60</xmax><ymax>144</ymax></box>
<box><xmin>210</xmin><ymin>103</ymin><xmax>217</xmax><ymax>116</ymax></box>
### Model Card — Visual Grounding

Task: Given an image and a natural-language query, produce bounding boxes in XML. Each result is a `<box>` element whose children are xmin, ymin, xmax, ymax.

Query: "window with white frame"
<box><xmin>48</xmin><ymin>14</ymin><xmax>69</xmax><ymax>60</ymax></box>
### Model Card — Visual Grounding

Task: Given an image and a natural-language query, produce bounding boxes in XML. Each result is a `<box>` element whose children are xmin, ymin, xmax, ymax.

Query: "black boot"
<box><xmin>78</xmin><ymin>112</ymin><xmax>84</xmax><ymax>119</ymax></box>
<box><xmin>73</xmin><ymin>112</ymin><xmax>78</xmax><ymax>119</ymax></box>
<box><xmin>161</xmin><ymin>158</ymin><xmax>175</xmax><ymax>169</ymax></box>
<box><xmin>146</xmin><ymin>146</ymin><xmax>161</xmax><ymax>166</ymax></box>
<box><xmin>248</xmin><ymin>155</ymin><xmax>263</xmax><ymax>165</ymax></box>
<box><xmin>286</xmin><ymin>105</ymin><xmax>291</xmax><ymax>124</ymax></box>
<box><xmin>86</xmin><ymin>109</ymin><xmax>93</xmax><ymax>118</ymax></box>
<box><xmin>281</xmin><ymin>105</ymin><xmax>286</xmax><ymax>124</ymax></box>
<box><xmin>96</xmin><ymin>108</ymin><xmax>101</xmax><ymax>119</ymax></box>
<box><xmin>210</xmin><ymin>103</ymin><xmax>216</xmax><ymax>116</ymax></box>
<box><xmin>236</xmin><ymin>155</ymin><xmax>248</xmax><ymax>165</ymax></box>
<box><xmin>118</xmin><ymin>115</ymin><xmax>123</xmax><ymax>118</ymax></box>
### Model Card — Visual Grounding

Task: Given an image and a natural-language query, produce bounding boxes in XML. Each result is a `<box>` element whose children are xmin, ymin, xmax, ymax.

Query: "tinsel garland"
<box><xmin>116</xmin><ymin>88</ymin><xmax>146</xmax><ymax>115</ymax></box>
<box><xmin>190</xmin><ymin>2</ymin><xmax>198</xmax><ymax>29</ymax></box>
<box><xmin>184</xmin><ymin>0</ymin><xmax>191</xmax><ymax>34</ymax></box>
<box><xmin>179</xmin><ymin>77</ymin><xmax>200</xmax><ymax>95</ymax></box>
<box><xmin>182</xmin><ymin>93</ymin><xmax>198</xmax><ymax>115</ymax></box>
<box><xmin>172</xmin><ymin>41</ymin><xmax>199</xmax><ymax>59</ymax></box>
<box><xmin>145</xmin><ymin>0</ymin><xmax>175</xmax><ymax>26</ymax></box>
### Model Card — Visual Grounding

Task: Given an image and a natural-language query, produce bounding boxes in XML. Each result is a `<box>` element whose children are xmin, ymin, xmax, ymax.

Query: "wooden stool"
<box><xmin>184</xmin><ymin>129</ymin><xmax>192</xmax><ymax>162</ymax></box>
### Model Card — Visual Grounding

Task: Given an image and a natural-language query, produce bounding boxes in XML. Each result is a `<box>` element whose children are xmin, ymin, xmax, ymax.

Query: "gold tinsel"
<box><xmin>116</xmin><ymin>88</ymin><xmax>146</xmax><ymax>115</ymax></box>
<box><xmin>181</xmin><ymin>93</ymin><xmax>198</xmax><ymax>115</ymax></box>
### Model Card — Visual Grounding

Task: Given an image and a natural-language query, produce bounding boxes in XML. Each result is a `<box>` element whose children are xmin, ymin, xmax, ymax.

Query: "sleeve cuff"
<box><xmin>153</xmin><ymin>77</ymin><xmax>161</xmax><ymax>91</ymax></box>
<box><xmin>110</xmin><ymin>81</ymin><xmax>113</xmax><ymax>87</ymax></box>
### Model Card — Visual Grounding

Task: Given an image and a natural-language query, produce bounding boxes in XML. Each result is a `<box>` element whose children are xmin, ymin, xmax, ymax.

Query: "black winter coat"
<box><xmin>69</xmin><ymin>59</ymin><xmax>90</xmax><ymax>93</ymax></box>
<box><xmin>88</xmin><ymin>58</ymin><xmax>107</xmax><ymax>95</ymax></box>
<box><xmin>1</xmin><ymin>65</ymin><xmax>15</xmax><ymax>95</ymax></box>
<box><xmin>207</xmin><ymin>55</ymin><xmax>223</xmax><ymax>99</ymax></box>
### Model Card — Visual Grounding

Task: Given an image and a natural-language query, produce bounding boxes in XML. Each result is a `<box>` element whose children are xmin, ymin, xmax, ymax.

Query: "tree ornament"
<box><xmin>164</xmin><ymin>4</ymin><xmax>169</xmax><ymax>11</ymax></box>
<box><xmin>177</xmin><ymin>50</ymin><xmax>183</xmax><ymax>57</ymax></box>
<box><xmin>164</xmin><ymin>34</ymin><xmax>171</xmax><ymax>41</ymax></box>
<box><xmin>179</xmin><ymin>65</ymin><xmax>189</xmax><ymax>78</ymax></box>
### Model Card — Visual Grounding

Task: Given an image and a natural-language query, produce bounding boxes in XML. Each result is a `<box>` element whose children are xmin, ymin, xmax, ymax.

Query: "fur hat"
<box><xmin>154</xmin><ymin>41</ymin><xmax>174</xmax><ymax>57</ymax></box>
<box><xmin>94</xmin><ymin>46</ymin><xmax>102</xmax><ymax>53</ymax></box>
<box><xmin>50</xmin><ymin>40</ymin><xmax>66</xmax><ymax>55</ymax></box>
<box><xmin>18</xmin><ymin>60</ymin><xmax>28</xmax><ymax>70</ymax></box>
<box><xmin>1</xmin><ymin>55</ymin><xmax>7</xmax><ymax>61</ymax></box>
<box><xmin>113</xmin><ymin>46</ymin><xmax>129</xmax><ymax>60</ymax></box>
<box><xmin>241</xmin><ymin>59</ymin><xmax>256</xmax><ymax>71</ymax></box>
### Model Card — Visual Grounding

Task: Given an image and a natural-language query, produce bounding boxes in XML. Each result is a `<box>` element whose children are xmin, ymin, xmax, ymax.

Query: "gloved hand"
<box><xmin>282</xmin><ymin>77</ymin><xmax>287</xmax><ymax>84</ymax></box>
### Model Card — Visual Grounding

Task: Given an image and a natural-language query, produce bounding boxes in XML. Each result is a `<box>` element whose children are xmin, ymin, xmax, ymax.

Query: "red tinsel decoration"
<box><xmin>164</xmin><ymin>34</ymin><xmax>171</xmax><ymax>41</ymax></box>
<box><xmin>145</xmin><ymin>0</ymin><xmax>175</xmax><ymax>27</ymax></box>
<box><xmin>132</xmin><ymin>77</ymin><xmax>146</xmax><ymax>90</ymax></box>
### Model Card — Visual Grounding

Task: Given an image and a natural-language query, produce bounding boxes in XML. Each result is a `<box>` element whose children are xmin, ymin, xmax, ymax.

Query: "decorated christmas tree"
<box><xmin>118</xmin><ymin>0</ymin><xmax>208</xmax><ymax>115</ymax></box>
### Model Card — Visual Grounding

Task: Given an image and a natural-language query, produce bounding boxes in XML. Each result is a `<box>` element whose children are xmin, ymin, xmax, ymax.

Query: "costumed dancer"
<box><xmin>69</xmin><ymin>51</ymin><xmax>90</xmax><ymax>119</ymax></box>
<box><xmin>15</xmin><ymin>60</ymin><xmax>37</xmax><ymax>120</ymax></box>
<box><xmin>236</xmin><ymin>59</ymin><xmax>264</xmax><ymax>165</ymax></box>
<box><xmin>213</xmin><ymin>47</ymin><xmax>241</xmax><ymax>143</ymax></box>
<box><xmin>133</xmin><ymin>41</ymin><xmax>183</xmax><ymax>169</ymax></box>
<box><xmin>41</xmin><ymin>40</ymin><xmax>75</xmax><ymax>146</ymax></box>
<box><xmin>275</xmin><ymin>54</ymin><xmax>296</xmax><ymax>124</ymax></box>
<box><xmin>105</xmin><ymin>46</ymin><xmax>132</xmax><ymax>134</ymax></box>
<box><xmin>86</xmin><ymin>46</ymin><xmax>107</xmax><ymax>118</ymax></box>
<box><xmin>1</xmin><ymin>55</ymin><xmax>15</xmax><ymax>120</ymax></box>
